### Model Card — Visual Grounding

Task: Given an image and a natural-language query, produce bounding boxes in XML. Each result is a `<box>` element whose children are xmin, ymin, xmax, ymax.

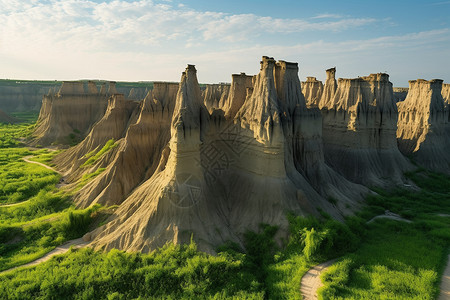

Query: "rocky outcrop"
<box><xmin>54</xmin><ymin>82</ymin><xmax>178</xmax><ymax>207</ymax></box>
<box><xmin>203</xmin><ymin>83</ymin><xmax>230</xmax><ymax>113</ymax></box>
<box><xmin>0</xmin><ymin>109</ymin><xmax>19</xmax><ymax>123</ymax></box>
<box><xmin>302</xmin><ymin>77</ymin><xmax>323</xmax><ymax>107</ymax></box>
<box><xmin>80</xmin><ymin>58</ymin><xmax>366</xmax><ymax>254</ymax></box>
<box><xmin>220</xmin><ymin>73</ymin><xmax>253</xmax><ymax>118</ymax></box>
<box><xmin>393</xmin><ymin>87</ymin><xmax>408</xmax><ymax>102</ymax></box>
<box><xmin>397</xmin><ymin>79</ymin><xmax>449</xmax><ymax>173</ymax></box>
<box><xmin>0</xmin><ymin>81</ymin><xmax>60</xmax><ymax>112</ymax></box>
<box><xmin>319</xmin><ymin>72</ymin><xmax>412</xmax><ymax>186</ymax></box>
<box><xmin>31</xmin><ymin>81</ymin><xmax>117</xmax><ymax>146</ymax></box>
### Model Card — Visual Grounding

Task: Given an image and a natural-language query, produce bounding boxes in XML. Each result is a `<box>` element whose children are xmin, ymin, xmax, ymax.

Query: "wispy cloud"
<box><xmin>0</xmin><ymin>0</ymin><xmax>448</xmax><ymax>85</ymax></box>
<box><xmin>311</xmin><ymin>13</ymin><xmax>343</xmax><ymax>19</ymax></box>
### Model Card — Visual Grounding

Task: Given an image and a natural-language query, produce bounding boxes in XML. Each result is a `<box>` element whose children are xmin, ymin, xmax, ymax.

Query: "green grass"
<box><xmin>318</xmin><ymin>169</ymin><xmax>450</xmax><ymax>299</ymax></box>
<box><xmin>0</xmin><ymin>122</ymin><xmax>107</xmax><ymax>273</ymax></box>
<box><xmin>82</xmin><ymin>139</ymin><xmax>117</xmax><ymax>166</ymax></box>
<box><xmin>0</xmin><ymin>123</ymin><xmax>34</xmax><ymax>148</ymax></box>
<box><xmin>0</xmin><ymin>148</ymin><xmax>60</xmax><ymax>204</ymax></box>
<box><xmin>0</xmin><ymin>242</ymin><xmax>263</xmax><ymax>299</ymax></box>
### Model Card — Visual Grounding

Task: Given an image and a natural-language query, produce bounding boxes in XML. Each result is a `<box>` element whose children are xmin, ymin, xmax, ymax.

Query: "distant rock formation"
<box><xmin>31</xmin><ymin>81</ymin><xmax>116</xmax><ymax>146</ymax></box>
<box><xmin>0</xmin><ymin>109</ymin><xmax>19</xmax><ymax>123</ymax></box>
<box><xmin>318</xmin><ymin>71</ymin><xmax>412</xmax><ymax>186</ymax></box>
<box><xmin>302</xmin><ymin>77</ymin><xmax>323</xmax><ymax>107</ymax></box>
<box><xmin>393</xmin><ymin>87</ymin><xmax>409</xmax><ymax>102</ymax></box>
<box><xmin>0</xmin><ymin>81</ymin><xmax>60</xmax><ymax>112</ymax></box>
<box><xmin>76</xmin><ymin>58</ymin><xmax>367</xmax><ymax>253</ymax></box>
<box><xmin>397</xmin><ymin>79</ymin><xmax>449</xmax><ymax>173</ymax></box>
<box><xmin>220</xmin><ymin>73</ymin><xmax>253</xmax><ymax>118</ymax></box>
<box><xmin>203</xmin><ymin>83</ymin><xmax>230</xmax><ymax>113</ymax></box>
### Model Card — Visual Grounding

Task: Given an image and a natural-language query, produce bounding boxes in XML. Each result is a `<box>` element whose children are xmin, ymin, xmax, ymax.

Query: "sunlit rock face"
<box><xmin>203</xmin><ymin>83</ymin><xmax>230</xmax><ymax>114</ymax></box>
<box><xmin>31</xmin><ymin>81</ymin><xmax>119</xmax><ymax>146</ymax></box>
<box><xmin>302</xmin><ymin>77</ymin><xmax>323</xmax><ymax>107</ymax></box>
<box><xmin>397</xmin><ymin>79</ymin><xmax>450</xmax><ymax>173</ymax></box>
<box><xmin>318</xmin><ymin>72</ymin><xmax>413</xmax><ymax>186</ymax></box>
<box><xmin>74</xmin><ymin>58</ymin><xmax>366</xmax><ymax>254</ymax></box>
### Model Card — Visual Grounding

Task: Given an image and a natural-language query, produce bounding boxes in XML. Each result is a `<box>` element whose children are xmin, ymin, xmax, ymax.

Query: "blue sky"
<box><xmin>1</xmin><ymin>0</ymin><xmax>449</xmax><ymax>86</ymax></box>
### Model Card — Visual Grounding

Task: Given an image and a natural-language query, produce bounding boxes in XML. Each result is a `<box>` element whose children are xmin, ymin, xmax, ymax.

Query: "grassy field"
<box><xmin>0</xmin><ymin>119</ymin><xmax>449</xmax><ymax>299</ymax></box>
<box><xmin>0</xmin><ymin>121</ymin><xmax>103</xmax><ymax>273</ymax></box>
<box><xmin>318</xmin><ymin>171</ymin><xmax>450</xmax><ymax>299</ymax></box>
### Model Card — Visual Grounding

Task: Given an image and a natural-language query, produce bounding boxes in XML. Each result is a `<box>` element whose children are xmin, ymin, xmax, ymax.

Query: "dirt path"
<box><xmin>300</xmin><ymin>259</ymin><xmax>336</xmax><ymax>299</ymax></box>
<box><xmin>0</xmin><ymin>200</ymin><xmax>30</xmax><ymax>207</ymax></box>
<box><xmin>300</xmin><ymin>213</ymin><xmax>412</xmax><ymax>299</ymax></box>
<box><xmin>439</xmin><ymin>254</ymin><xmax>450</xmax><ymax>300</ymax></box>
<box><xmin>0</xmin><ymin>238</ymin><xmax>87</xmax><ymax>275</ymax></box>
<box><xmin>0</xmin><ymin>156</ymin><xmax>63</xmax><ymax>208</ymax></box>
<box><xmin>22</xmin><ymin>155</ymin><xmax>61</xmax><ymax>175</ymax></box>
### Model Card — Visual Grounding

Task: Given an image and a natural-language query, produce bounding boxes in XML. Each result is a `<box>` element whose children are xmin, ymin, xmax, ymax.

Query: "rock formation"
<box><xmin>397</xmin><ymin>79</ymin><xmax>449</xmax><ymax>173</ymax></box>
<box><xmin>54</xmin><ymin>82</ymin><xmax>178</xmax><ymax>207</ymax></box>
<box><xmin>0</xmin><ymin>81</ymin><xmax>60</xmax><ymax>112</ymax></box>
<box><xmin>318</xmin><ymin>71</ymin><xmax>412</xmax><ymax>186</ymax></box>
<box><xmin>76</xmin><ymin>58</ymin><xmax>366</xmax><ymax>254</ymax></box>
<box><xmin>203</xmin><ymin>83</ymin><xmax>230</xmax><ymax>113</ymax></box>
<box><xmin>220</xmin><ymin>73</ymin><xmax>253</xmax><ymax>119</ymax></box>
<box><xmin>31</xmin><ymin>81</ymin><xmax>117</xmax><ymax>146</ymax></box>
<box><xmin>302</xmin><ymin>77</ymin><xmax>323</xmax><ymax>107</ymax></box>
<box><xmin>393</xmin><ymin>87</ymin><xmax>409</xmax><ymax>102</ymax></box>
<box><xmin>0</xmin><ymin>109</ymin><xmax>19</xmax><ymax>123</ymax></box>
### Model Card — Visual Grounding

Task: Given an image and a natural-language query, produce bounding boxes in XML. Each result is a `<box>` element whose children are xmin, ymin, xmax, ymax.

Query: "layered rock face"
<box><xmin>319</xmin><ymin>72</ymin><xmax>412</xmax><ymax>186</ymax></box>
<box><xmin>203</xmin><ymin>83</ymin><xmax>230</xmax><ymax>113</ymax></box>
<box><xmin>220</xmin><ymin>73</ymin><xmax>253</xmax><ymax>118</ymax></box>
<box><xmin>78</xmin><ymin>58</ymin><xmax>366</xmax><ymax>253</ymax></box>
<box><xmin>0</xmin><ymin>81</ymin><xmax>60</xmax><ymax>112</ymax></box>
<box><xmin>54</xmin><ymin>82</ymin><xmax>178</xmax><ymax>207</ymax></box>
<box><xmin>31</xmin><ymin>81</ymin><xmax>120</xmax><ymax>146</ymax></box>
<box><xmin>397</xmin><ymin>79</ymin><xmax>449</xmax><ymax>173</ymax></box>
<box><xmin>302</xmin><ymin>77</ymin><xmax>323</xmax><ymax>107</ymax></box>
<box><xmin>393</xmin><ymin>87</ymin><xmax>409</xmax><ymax>102</ymax></box>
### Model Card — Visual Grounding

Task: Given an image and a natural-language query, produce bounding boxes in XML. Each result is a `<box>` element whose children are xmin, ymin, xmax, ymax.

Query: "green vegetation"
<box><xmin>0</xmin><ymin>242</ymin><xmax>263</xmax><ymax>299</ymax></box>
<box><xmin>10</xmin><ymin>111</ymin><xmax>39</xmax><ymax>123</ymax></box>
<box><xmin>0</xmin><ymin>120</ymin><xmax>449</xmax><ymax>299</ymax></box>
<box><xmin>82</xmin><ymin>139</ymin><xmax>117</xmax><ymax>166</ymax></box>
<box><xmin>0</xmin><ymin>123</ymin><xmax>34</xmax><ymax>148</ymax></box>
<box><xmin>0</xmin><ymin>148</ymin><xmax>60</xmax><ymax>204</ymax></box>
<box><xmin>318</xmin><ymin>170</ymin><xmax>450</xmax><ymax>299</ymax></box>
<box><xmin>0</xmin><ymin>122</ymin><xmax>105</xmax><ymax>273</ymax></box>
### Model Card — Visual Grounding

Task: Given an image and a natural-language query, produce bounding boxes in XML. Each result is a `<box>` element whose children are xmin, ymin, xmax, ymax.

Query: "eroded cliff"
<box><xmin>397</xmin><ymin>79</ymin><xmax>449</xmax><ymax>173</ymax></box>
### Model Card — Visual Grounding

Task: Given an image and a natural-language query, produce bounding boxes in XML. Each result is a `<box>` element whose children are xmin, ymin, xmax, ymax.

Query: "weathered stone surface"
<box><xmin>397</xmin><ymin>79</ymin><xmax>449</xmax><ymax>173</ymax></box>
<box><xmin>302</xmin><ymin>77</ymin><xmax>323</xmax><ymax>107</ymax></box>
<box><xmin>319</xmin><ymin>72</ymin><xmax>413</xmax><ymax>186</ymax></box>
<box><xmin>79</xmin><ymin>58</ymin><xmax>366</xmax><ymax>253</ymax></box>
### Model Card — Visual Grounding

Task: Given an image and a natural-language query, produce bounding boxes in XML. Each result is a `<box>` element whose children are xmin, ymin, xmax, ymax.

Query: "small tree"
<box><xmin>301</xmin><ymin>228</ymin><xmax>326</xmax><ymax>260</ymax></box>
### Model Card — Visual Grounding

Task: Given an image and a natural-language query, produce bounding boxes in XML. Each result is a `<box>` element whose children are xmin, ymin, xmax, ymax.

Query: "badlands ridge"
<box><xmin>31</xmin><ymin>56</ymin><xmax>450</xmax><ymax>252</ymax></box>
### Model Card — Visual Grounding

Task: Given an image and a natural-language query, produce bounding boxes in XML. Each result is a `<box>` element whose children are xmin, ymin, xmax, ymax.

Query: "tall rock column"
<box><xmin>302</xmin><ymin>77</ymin><xmax>323</xmax><ymax>107</ymax></box>
<box><xmin>397</xmin><ymin>79</ymin><xmax>449</xmax><ymax>173</ymax></box>
<box><xmin>319</xmin><ymin>73</ymin><xmax>412</xmax><ymax>186</ymax></box>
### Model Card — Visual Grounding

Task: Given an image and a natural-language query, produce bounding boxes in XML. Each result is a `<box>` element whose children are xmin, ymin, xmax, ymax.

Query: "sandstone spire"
<box><xmin>221</xmin><ymin>72</ymin><xmax>253</xmax><ymax>118</ymax></box>
<box><xmin>302</xmin><ymin>77</ymin><xmax>323</xmax><ymax>107</ymax></box>
<box><xmin>397</xmin><ymin>79</ymin><xmax>449</xmax><ymax>173</ymax></box>
<box><xmin>318</xmin><ymin>73</ymin><xmax>412</xmax><ymax>186</ymax></box>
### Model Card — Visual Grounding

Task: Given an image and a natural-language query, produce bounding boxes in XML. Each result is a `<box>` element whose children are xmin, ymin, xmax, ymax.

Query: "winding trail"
<box><xmin>300</xmin><ymin>259</ymin><xmax>336</xmax><ymax>299</ymax></box>
<box><xmin>22</xmin><ymin>155</ymin><xmax>61</xmax><ymax>175</ymax></box>
<box><xmin>0</xmin><ymin>155</ymin><xmax>62</xmax><ymax>208</ymax></box>
<box><xmin>299</xmin><ymin>212</ymin><xmax>429</xmax><ymax>299</ymax></box>
<box><xmin>0</xmin><ymin>238</ymin><xmax>87</xmax><ymax>275</ymax></box>
<box><xmin>0</xmin><ymin>200</ymin><xmax>30</xmax><ymax>207</ymax></box>
<box><xmin>439</xmin><ymin>254</ymin><xmax>450</xmax><ymax>299</ymax></box>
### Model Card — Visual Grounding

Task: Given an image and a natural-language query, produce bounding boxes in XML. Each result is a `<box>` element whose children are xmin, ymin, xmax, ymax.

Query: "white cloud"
<box><xmin>0</xmin><ymin>0</ymin><xmax>448</xmax><ymax>86</ymax></box>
